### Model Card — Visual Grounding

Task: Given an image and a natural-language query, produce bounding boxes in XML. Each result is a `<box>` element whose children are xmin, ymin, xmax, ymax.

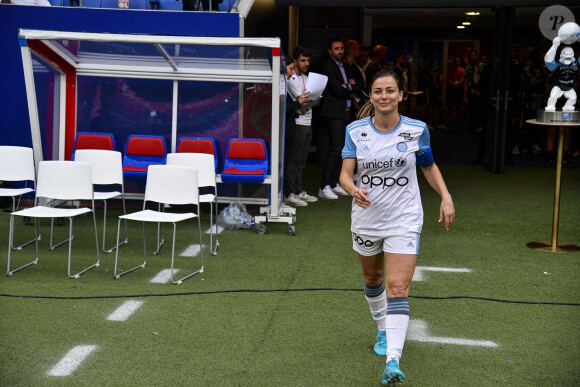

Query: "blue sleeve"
<box><xmin>545</xmin><ymin>60</ymin><xmax>557</xmax><ymax>72</ymax></box>
<box><xmin>342</xmin><ymin>128</ymin><xmax>356</xmax><ymax>158</ymax></box>
<box><xmin>416</xmin><ymin>124</ymin><xmax>435</xmax><ymax>168</ymax></box>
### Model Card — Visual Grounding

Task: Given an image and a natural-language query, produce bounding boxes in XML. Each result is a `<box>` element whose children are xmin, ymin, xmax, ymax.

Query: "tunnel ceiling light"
<box><xmin>465</xmin><ymin>11</ymin><xmax>480</xmax><ymax>16</ymax></box>
<box><xmin>457</xmin><ymin>25</ymin><xmax>466</xmax><ymax>29</ymax></box>
<box><xmin>462</xmin><ymin>22</ymin><xmax>471</xmax><ymax>25</ymax></box>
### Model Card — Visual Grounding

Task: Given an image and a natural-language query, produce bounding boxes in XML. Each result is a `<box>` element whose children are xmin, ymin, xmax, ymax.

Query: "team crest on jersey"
<box><xmin>395</xmin><ymin>157</ymin><xmax>407</xmax><ymax>167</ymax></box>
<box><xmin>359</xmin><ymin>132</ymin><xmax>371</xmax><ymax>142</ymax></box>
<box><xmin>396</xmin><ymin>142</ymin><xmax>407</xmax><ymax>152</ymax></box>
<box><xmin>399</xmin><ymin>132</ymin><xmax>413</xmax><ymax>141</ymax></box>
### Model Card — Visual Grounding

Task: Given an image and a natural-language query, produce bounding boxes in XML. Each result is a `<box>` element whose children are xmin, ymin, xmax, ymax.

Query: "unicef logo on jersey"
<box><xmin>397</xmin><ymin>142</ymin><xmax>408</xmax><ymax>152</ymax></box>
<box><xmin>362</xmin><ymin>157</ymin><xmax>407</xmax><ymax>169</ymax></box>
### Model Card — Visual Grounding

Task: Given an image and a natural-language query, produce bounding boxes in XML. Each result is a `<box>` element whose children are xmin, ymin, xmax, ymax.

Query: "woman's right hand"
<box><xmin>353</xmin><ymin>187</ymin><xmax>372</xmax><ymax>209</ymax></box>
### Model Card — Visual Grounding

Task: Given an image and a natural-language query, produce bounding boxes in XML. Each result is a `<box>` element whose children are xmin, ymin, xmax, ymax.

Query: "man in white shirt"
<box><xmin>284</xmin><ymin>46</ymin><xmax>318</xmax><ymax>207</ymax></box>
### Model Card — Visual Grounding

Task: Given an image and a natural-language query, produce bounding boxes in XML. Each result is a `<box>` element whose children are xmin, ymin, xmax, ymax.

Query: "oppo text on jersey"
<box><xmin>360</xmin><ymin>175</ymin><xmax>409</xmax><ymax>189</ymax></box>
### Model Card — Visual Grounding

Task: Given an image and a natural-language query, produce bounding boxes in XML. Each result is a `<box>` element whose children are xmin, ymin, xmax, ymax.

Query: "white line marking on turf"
<box><xmin>206</xmin><ymin>225</ymin><xmax>224</xmax><ymax>234</ymax></box>
<box><xmin>408</xmin><ymin>319</ymin><xmax>498</xmax><ymax>347</ymax></box>
<box><xmin>106</xmin><ymin>300</ymin><xmax>144</xmax><ymax>321</ymax></box>
<box><xmin>150</xmin><ymin>269</ymin><xmax>181</xmax><ymax>283</ymax></box>
<box><xmin>180</xmin><ymin>244</ymin><xmax>202</xmax><ymax>257</ymax></box>
<box><xmin>47</xmin><ymin>345</ymin><xmax>98</xmax><ymax>376</ymax></box>
<box><xmin>412</xmin><ymin>266</ymin><xmax>472</xmax><ymax>281</ymax></box>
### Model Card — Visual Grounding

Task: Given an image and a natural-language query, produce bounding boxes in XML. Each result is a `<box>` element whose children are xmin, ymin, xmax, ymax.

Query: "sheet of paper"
<box><xmin>305</xmin><ymin>72</ymin><xmax>328</xmax><ymax>101</ymax></box>
<box><xmin>301</xmin><ymin>96</ymin><xmax>322</xmax><ymax>109</ymax></box>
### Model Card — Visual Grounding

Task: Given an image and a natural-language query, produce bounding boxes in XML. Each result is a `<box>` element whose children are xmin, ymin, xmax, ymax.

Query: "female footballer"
<box><xmin>339</xmin><ymin>70</ymin><xmax>455</xmax><ymax>384</ymax></box>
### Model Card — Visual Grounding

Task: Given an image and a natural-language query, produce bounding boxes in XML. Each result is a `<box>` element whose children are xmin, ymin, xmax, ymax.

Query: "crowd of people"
<box><xmin>283</xmin><ymin>39</ymin><xmax>489</xmax><ymax>206</ymax></box>
<box><xmin>283</xmin><ymin>39</ymin><xmax>579</xmax><ymax>203</ymax></box>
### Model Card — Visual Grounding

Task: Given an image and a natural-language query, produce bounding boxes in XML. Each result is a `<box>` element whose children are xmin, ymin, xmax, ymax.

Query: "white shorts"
<box><xmin>352</xmin><ymin>231</ymin><xmax>420</xmax><ymax>256</ymax></box>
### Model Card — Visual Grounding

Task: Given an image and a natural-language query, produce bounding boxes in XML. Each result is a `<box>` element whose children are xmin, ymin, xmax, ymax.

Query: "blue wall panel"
<box><xmin>0</xmin><ymin>5</ymin><xmax>239</xmax><ymax>148</ymax></box>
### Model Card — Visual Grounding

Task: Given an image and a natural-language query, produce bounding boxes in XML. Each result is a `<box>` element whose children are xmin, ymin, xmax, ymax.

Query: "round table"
<box><xmin>526</xmin><ymin>119</ymin><xmax>580</xmax><ymax>253</ymax></box>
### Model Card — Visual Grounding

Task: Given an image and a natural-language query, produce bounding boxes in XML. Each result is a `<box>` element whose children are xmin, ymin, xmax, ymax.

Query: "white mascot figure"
<box><xmin>544</xmin><ymin>37</ymin><xmax>579</xmax><ymax>112</ymax></box>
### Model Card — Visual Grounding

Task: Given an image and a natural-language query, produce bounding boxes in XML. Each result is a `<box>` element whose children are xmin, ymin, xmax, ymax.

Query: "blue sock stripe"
<box><xmin>364</xmin><ymin>282</ymin><xmax>385</xmax><ymax>298</ymax></box>
<box><xmin>387</xmin><ymin>297</ymin><xmax>409</xmax><ymax>315</ymax></box>
<box><xmin>387</xmin><ymin>308</ymin><xmax>409</xmax><ymax>314</ymax></box>
<box><xmin>388</xmin><ymin>297</ymin><xmax>408</xmax><ymax>303</ymax></box>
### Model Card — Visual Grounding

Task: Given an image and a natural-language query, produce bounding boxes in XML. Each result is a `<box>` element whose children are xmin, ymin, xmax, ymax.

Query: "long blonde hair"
<box><xmin>357</xmin><ymin>70</ymin><xmax>407</xmax><ymax>120</ymax></box>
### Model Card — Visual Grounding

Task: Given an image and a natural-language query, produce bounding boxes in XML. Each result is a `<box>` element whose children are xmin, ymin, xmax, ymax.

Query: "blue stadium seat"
<box><xmin>177</xmin><ymin>137</ymin><xmax>218</xmax><ymax>171</ymax></box>
<box><xmin>48</xmin><ymin>0</ymin><xmax>65</xmax><ymax>6</ymax></box>
<box><xmin>122</xmin><ymin>135</ymin><xmax>167</xmax><ymax>179</ymax></box>
<box><xmin>158</xmin><ymin>0</ymin><xmax>182</xmax><ymax>10</ymax></box>
<box><xmin>218</xmin><ymin>0</ymin><xmax>234</xmax><ymax>12</ymax></box>
<box><xmin>128</xmin><ymin>0</ymin><xmax>148</xmax><ymax>9</ymax></box>
<box><xmin>100</xmin><ymin>0</ymin><xmax>120</xmax><ymax>8</ymax></box>
<box><xmin>221</xmin><ymin>138</ymin><xmax>268</xmax><ymax>183</ymax></box>
<box><xmin>82</xmin><ymin>0</ymin><xmax>101</xmax><ymax>7</ymax></box>
<box><xmin>72</xmin><ymin>132</ymin><xmax>116</xmax><ymax>157</ymax></box>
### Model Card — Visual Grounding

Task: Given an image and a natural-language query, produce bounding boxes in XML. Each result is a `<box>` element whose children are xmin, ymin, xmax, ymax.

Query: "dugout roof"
<box><xmin>19</xmin><ymin>29</ymin><xmax>281</xmax><ymax>83</ymax></box>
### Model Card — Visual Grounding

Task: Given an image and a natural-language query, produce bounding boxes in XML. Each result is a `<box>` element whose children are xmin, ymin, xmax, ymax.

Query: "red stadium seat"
<box><xmin>73</xmin><ymin>132</ymin><xmax>116</xmax><ymax>154</ymax></box>
<box><xmin>221</xmin><ymin>138</ymin><xmax>268</xmax><ymax>183</ymax></box>
<box><xmin>122</xmin><ymin>135</ymin><xmax>167</xmax><ymax>178</ymax></box>
<box><xmin>176</xmin><ymin>137</ymin><xmax>218</xmax><ymax>171</ymax></box>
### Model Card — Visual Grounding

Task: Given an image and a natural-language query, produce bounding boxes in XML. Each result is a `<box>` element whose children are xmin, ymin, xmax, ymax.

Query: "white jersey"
<box><xmin>342</xmin><ymin>115</ymin><xmax>433</xmax><ymax>236</ymax></box>
<box><xmin>287</xmin><ymin>72</ymin><xmax>312</xmax><ymax>126</ymax></box>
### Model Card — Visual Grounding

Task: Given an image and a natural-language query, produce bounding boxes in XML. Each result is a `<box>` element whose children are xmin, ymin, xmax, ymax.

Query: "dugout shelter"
<box><xmin>16</xmin><ymin>27</ymin><xmax>290</xmax><ymax>227</ymax></box>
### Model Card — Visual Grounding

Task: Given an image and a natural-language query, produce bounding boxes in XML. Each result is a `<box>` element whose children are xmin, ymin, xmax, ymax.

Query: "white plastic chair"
<box><xmin>74</xmin><ymin>149</ymin><xmax>128</xmax><ymax>253</ymax></box>
<box><xmin>7</xmin><ymin>161</ymin><xmax>100</xmax><ymax>278</ymax></box>
<box><xmin>113</xmin><ymin>165</ymin><xmax>204</xmax><ymax>284</ymax></box>
<box><xmin>167</xmin><ymin>153</ymin><xmax>219</xmax><ymax>255</ymax></box>
<box><xmin>0</xmin><ymin>146</ymin><xmax>39</xmax><ymax>250</ymax></box>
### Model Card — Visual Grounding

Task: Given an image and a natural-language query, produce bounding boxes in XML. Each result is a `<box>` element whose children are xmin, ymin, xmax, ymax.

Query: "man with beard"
<box><xmin>318</xmin><ymin>38</ymin><xmax>361</xmax><ymax>199</ymax></box>
<box><xmin>285</xmin><ymin>46</ymin><xmax>318</xmax><ymax>207</ymax></box>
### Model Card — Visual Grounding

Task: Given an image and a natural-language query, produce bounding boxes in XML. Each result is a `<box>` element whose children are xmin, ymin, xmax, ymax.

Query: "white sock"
<box><xmin>364</xmin><ymin>282</ymin><xmax>387</xmax><ymax>331</ymax></box>
<box><xmin>385</xmin><ymin>297</ymin><xmax>409</xmax><ymax>363</ymax></box>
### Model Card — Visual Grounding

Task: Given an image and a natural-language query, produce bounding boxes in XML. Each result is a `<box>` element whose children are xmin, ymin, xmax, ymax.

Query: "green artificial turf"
<box><xmin>1</xmin><ymin>165</ymin><xmax>579</xmax><ymax>386</ymax></box>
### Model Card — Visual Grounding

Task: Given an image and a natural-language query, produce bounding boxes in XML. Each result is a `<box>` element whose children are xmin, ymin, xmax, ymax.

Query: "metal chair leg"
<box><xmin>7</xmin><ymin>215</ymin><xmax>40</xmax><ymax>276</ymax></box>
<box><xmin>102</xmin><ymin>198</ymin><xmax>129</xmax><ymax>254</ymax></box>
<box><xmin>207</xmin><ymin>202</ymin><xmax>217</xmax><ymax>256</ymax></box>
<box><xmin>154</xmin><ymin>203</ymin><xmax>164</xmax><ymax>255</ymax></box>
<box><xmin>49</xmin><ymin>216</ymin><xmax>75</xmax><ymax>251</ymax></box>
<box><xmin>67</xmin><ymin>212</ymin><xmax>100</xmax><ymax>278</ymax></box>
<box><xmin>114</xmin><ymin>219</ymin><xmax>147</xmax><ymax>279</ymax></box>
<box><xmin>10</xmin><ymin>196</ymin><xmax>41</xmax><ymax>251</ymax></box>
<box><xmin>210</xmin><ymin>199</ymin><xmax>219</xmax><ymax>255</ymax></box>
<box><xmin>170</xmin><ymin>217</ymin><xmax>204</xmax><ymax>284</ymax></box>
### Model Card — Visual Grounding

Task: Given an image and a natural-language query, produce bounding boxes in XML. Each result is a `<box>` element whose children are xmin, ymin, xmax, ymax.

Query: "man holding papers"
<box><xmin>285</xmin><ymin>46</ymin><xmax>318</xmax><ymax>207</ymax></box>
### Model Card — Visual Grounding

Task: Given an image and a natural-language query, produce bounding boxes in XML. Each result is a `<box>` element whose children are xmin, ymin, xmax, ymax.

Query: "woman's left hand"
<box><xmin>439</xmin><ymin>194</ymin><xmax>455</xmax><ymax>230</ymax></box>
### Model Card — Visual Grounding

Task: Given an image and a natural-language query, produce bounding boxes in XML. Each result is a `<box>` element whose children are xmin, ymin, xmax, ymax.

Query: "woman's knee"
<box><xmin>386</xmin><ymin>281</ymin><xmax>411</xmax><ymax>298</ymax></box>
<box><xmin>362</xmin><ymin>271</ymin><xmax>384</xmax><ymax>287</ymax></box>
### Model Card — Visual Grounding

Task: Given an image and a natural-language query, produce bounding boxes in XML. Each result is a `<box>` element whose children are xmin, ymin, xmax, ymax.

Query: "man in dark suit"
<box><xmin>318</xmin><ymin>38</ymin><xmax>361</xmax><ymax>199</ymax></box>
<box><xmin>345</xmin><ymin>40</ymin><xmax>368</xmax><ymax>117</ymax></box>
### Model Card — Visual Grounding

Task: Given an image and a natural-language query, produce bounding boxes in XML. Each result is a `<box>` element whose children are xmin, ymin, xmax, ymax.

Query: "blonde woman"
<box><xmin>339</xmin><ymin>70</ymin><xmax>455</xmax><ymax>385</ymax></box>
